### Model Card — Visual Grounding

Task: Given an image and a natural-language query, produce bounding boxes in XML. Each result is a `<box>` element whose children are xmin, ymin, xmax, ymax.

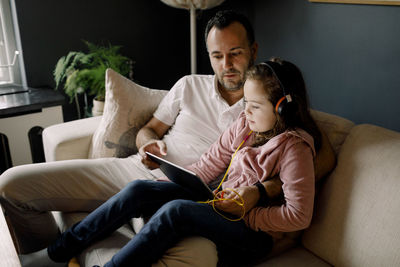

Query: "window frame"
<box><xmin>0</xmin><ymin>0</ymin><xmax>26</xmax><ymax>87</ymax></box>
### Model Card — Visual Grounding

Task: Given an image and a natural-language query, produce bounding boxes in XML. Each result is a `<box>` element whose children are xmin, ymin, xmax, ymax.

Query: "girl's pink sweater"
<box><xmin>186</xmin><ymin>111</ymin><xmax>316</xmax><ymax>236</ymax></box>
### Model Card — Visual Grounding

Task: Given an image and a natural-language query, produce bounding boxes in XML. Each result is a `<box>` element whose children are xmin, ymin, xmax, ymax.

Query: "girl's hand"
<box><xmin>214</xmin><ymin>185</ymin><xmax>259</xmax><ymax>216</ymax></box>
<box><xmin>138</xmin><ymin>140</ymin><xmax>167</xmax><ymax>169</ymax></box>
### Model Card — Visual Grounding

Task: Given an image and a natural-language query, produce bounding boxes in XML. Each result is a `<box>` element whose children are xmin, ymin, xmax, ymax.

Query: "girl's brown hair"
<box><xmin>246</xmin><ymin>58</ymin><xmax>322</xmax><ymax>150</ymax></box>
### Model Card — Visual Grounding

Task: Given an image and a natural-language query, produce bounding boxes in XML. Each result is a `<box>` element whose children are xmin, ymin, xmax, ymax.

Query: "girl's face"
<box><xmin>244</xmin><ymin>79</ymin><xmax>277</xmax><ymax>132</ymax></box>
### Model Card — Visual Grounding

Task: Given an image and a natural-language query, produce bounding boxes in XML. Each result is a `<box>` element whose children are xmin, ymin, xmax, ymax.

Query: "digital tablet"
<box><xmin>146</xmin><ymin>152</ymin><xmax>214</xmax><ymax>200</ymax></box>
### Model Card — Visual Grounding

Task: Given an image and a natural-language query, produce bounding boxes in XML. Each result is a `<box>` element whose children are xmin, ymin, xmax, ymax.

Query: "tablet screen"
<box><xmin>146</xmin><ymin>152</ymin><xmax>214</xmax><ymax>200</ymax></box>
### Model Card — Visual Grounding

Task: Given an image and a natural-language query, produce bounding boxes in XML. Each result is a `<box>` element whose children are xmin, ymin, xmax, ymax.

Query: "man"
<box><xmin>137</xmin><ymin>11</ymin><xmax>258</xmax><ymax>166</ymax></box>
<box><xmin>0</xmin><ymin>10</ymin><xmax>335</xmax><ymax>266</ymax></box>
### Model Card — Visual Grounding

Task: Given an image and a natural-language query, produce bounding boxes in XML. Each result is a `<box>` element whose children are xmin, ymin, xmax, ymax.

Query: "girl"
<box><xmin>27</xmin><ymin>59</ymin><xmax>321</xmax><ymax>267</ymax></box>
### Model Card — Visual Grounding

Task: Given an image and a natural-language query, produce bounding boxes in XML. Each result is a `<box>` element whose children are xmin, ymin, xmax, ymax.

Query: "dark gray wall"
<box><xmin>16</xmin><ymin>0</ymin><xmax>192</xmax><ymax>88</ymax></box>
<box><xmin>15</xmin><ymin>0</ymin><xmax>192</xmax><ymax>121</ymax></box>
<box><xmin>253</xmin><ymin>0</ymin><xmax>400</xmax><ymax>132</ymax></box>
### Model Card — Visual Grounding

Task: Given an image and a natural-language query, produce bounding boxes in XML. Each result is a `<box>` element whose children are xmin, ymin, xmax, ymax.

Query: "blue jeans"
<box><xmin>48</xmin><ymin>180</ymin><xmax>273</xmax><ymax>266</ymax></box>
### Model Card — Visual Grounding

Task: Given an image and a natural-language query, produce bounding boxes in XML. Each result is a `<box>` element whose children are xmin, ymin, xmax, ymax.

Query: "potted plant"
<box><xmin>54</xmin><ymin>41</ymin><xmax>133</xmax><ymax>117</ymax></box>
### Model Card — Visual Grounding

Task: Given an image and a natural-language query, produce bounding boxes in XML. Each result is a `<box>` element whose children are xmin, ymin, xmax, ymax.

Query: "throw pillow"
<box><xmin>89</xmin><ymin>68</ymin><xmax>167</xmax><ymax>159</ymax></box>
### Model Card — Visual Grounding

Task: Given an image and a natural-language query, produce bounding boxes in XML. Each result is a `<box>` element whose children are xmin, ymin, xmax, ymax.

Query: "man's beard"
<box><xmin>218</xmin><ymin>72</ymin><xmax>244</xmax><ymax>91</ymax></box>
<box><xmin>218</xmin><ymin>59</ymin><xmax>254</xmax><ymax>91</ymax></box>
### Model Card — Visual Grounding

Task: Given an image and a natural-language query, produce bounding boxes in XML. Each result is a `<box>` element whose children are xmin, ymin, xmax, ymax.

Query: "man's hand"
<box><xmin>136</xmin><ymin>117</ymin><xmax>171</xmax><ymax>169</ymax></box>
<box><xmin>212</xmin><ymin>176</ymin><xmax>283</xmax><ymax>216</ymax></box>
<box><xmin>138</xmin><ymin>139</ymin><xmax>167</xmax><ymax>169</ymax></box>
<box><xmin>213</xmin><ymin>186</ymin><xmax>259</xmax><ymax>216</ymax></box>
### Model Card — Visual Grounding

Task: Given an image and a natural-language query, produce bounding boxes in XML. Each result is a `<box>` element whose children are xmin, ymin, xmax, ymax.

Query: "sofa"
<box><xmin>42</xmin><ymin>74</ymin><xmax>400</xmax><ymax>266</ymax></box>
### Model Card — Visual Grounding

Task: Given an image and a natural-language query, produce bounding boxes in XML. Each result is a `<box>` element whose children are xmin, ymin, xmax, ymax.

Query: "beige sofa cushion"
<box><xmin>302</xmin><ymin>124</ymin><xmax>400</xmax><ymax>266</ymax></box>
<box><xmin>43</xmin><ymin>116</ymin><xmax>101</xmax><ymax>161</ymax></box>
<box><xmin>89</xmin><ymin>69</ymin><xmax>167</xmax><ymax>159</ymax></box>
<box><xmin>310</xmin><ymin>109</ymin><xmax>354</xmax><ymax>155</ymax></box>
<box><xmin>256</xmin><ymin>246</ymin><xmax>331</xmax><ymax>267</ymax></box>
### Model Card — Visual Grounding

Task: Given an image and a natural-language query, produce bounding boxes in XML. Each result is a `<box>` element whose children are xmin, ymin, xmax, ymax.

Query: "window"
<box><xmin>0</xmin><ymin>0</ymin><xmax>26</xmax><ymax>87</ymax></box>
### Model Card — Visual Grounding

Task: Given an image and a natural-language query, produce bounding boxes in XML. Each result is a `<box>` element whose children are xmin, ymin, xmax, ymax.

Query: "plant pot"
<box><xmin>92</xmin><ymin>98</ymin><xmax>105</xmax><ymax>116</ymax></box>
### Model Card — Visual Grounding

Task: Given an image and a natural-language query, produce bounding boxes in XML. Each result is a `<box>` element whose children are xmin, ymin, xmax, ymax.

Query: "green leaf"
<box><xmin>53</xmin><ymin>40</ymin><xmax>134</xmax><ymax>103</ymax></box>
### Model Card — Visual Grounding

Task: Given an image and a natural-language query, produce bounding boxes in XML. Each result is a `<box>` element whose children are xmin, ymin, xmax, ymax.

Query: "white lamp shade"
<box><xmin>160</xmin><ymin>0</ymin><xmax>225</xmax><ymax>10</ymax></box>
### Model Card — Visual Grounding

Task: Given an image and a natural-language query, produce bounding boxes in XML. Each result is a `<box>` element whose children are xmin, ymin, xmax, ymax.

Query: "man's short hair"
<box><xmin>205</xmin><ymin>10</ymin><xmax>255</xmax><ymax>47</ymax></box>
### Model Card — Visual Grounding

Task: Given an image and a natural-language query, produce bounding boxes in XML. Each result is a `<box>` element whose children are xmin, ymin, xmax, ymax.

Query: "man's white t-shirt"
<box><xmin>153</xmin><ymin>74</ymin><xmax>244</xmax><ymax>167</ymax></box>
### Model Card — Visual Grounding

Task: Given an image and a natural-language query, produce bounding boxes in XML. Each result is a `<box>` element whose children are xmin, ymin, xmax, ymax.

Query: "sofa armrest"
<box><xmin>43</xmin><ymin>116</ymin><xmax>102</xmax><ymax>162</ymax></box>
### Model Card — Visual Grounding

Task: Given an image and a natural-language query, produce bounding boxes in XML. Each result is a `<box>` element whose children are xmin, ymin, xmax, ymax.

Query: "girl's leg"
<box><xmin>106</xmin><ymin>199</ymin><xmax>273</xmax><ymax>267</ymax></box>
<box><xmin>47</xmin><ymin>180</ymin><xmax>193</xmax><ymax>263</ymax></box>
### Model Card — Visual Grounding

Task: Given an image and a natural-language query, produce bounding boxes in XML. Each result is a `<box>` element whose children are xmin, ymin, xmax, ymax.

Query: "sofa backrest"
<box><xmin>302</xmin><ymin>124</ymin><xmax>400</xmax><ymax>266</ymax></box>
<box><xmin>310</xmin><ymin>109</ymin><xmax>354</xmax><ymax>155</ymax></box>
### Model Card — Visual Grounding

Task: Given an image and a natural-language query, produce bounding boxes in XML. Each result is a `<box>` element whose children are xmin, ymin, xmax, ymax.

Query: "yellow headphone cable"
<box><xmin>198</xmin><ymin>130</ymin><xmax>253</xmax><ymax>221</ymax></box>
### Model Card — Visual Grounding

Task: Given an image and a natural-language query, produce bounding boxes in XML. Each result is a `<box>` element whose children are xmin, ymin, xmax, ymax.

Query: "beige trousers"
<box><xmin>0</xmin><ymin>156</ymin><xmax>217</xmax><ymax>266</ymax></box>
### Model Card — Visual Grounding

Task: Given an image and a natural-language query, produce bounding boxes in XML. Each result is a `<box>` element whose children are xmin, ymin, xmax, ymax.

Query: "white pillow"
<box><xmin>89</xmin><ymin>68</ymin><xmax>167</xmax><ymax>158</ymax></box>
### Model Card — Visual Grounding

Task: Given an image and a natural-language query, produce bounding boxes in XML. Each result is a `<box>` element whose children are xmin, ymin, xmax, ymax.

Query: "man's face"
<box><xmin>206</xmin><ymin>22</ymin><xmax>258</xmax><ymax>92</ymax></box>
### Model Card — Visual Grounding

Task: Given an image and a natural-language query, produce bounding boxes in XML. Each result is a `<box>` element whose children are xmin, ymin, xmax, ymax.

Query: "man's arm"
<box><xmin>313</xmin><ymin>129</ymin><xmax>336</xmax><ymax>182</ymax></box>
<box><xmin>136</xmin><ymin>117</ymin><xmax>171</xmax><ymax>169</ymax></box>
<box><xmin>136</xmin><ymin>117</ymin><xmax>170</xmax><ymax>148</ymax></box>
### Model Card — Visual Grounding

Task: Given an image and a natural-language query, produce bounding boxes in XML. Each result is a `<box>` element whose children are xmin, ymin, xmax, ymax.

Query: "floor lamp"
<box><xmin>160</xmin><ymin>0</ymin><xmax>225</xmax><ymax>74</ymax></box>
